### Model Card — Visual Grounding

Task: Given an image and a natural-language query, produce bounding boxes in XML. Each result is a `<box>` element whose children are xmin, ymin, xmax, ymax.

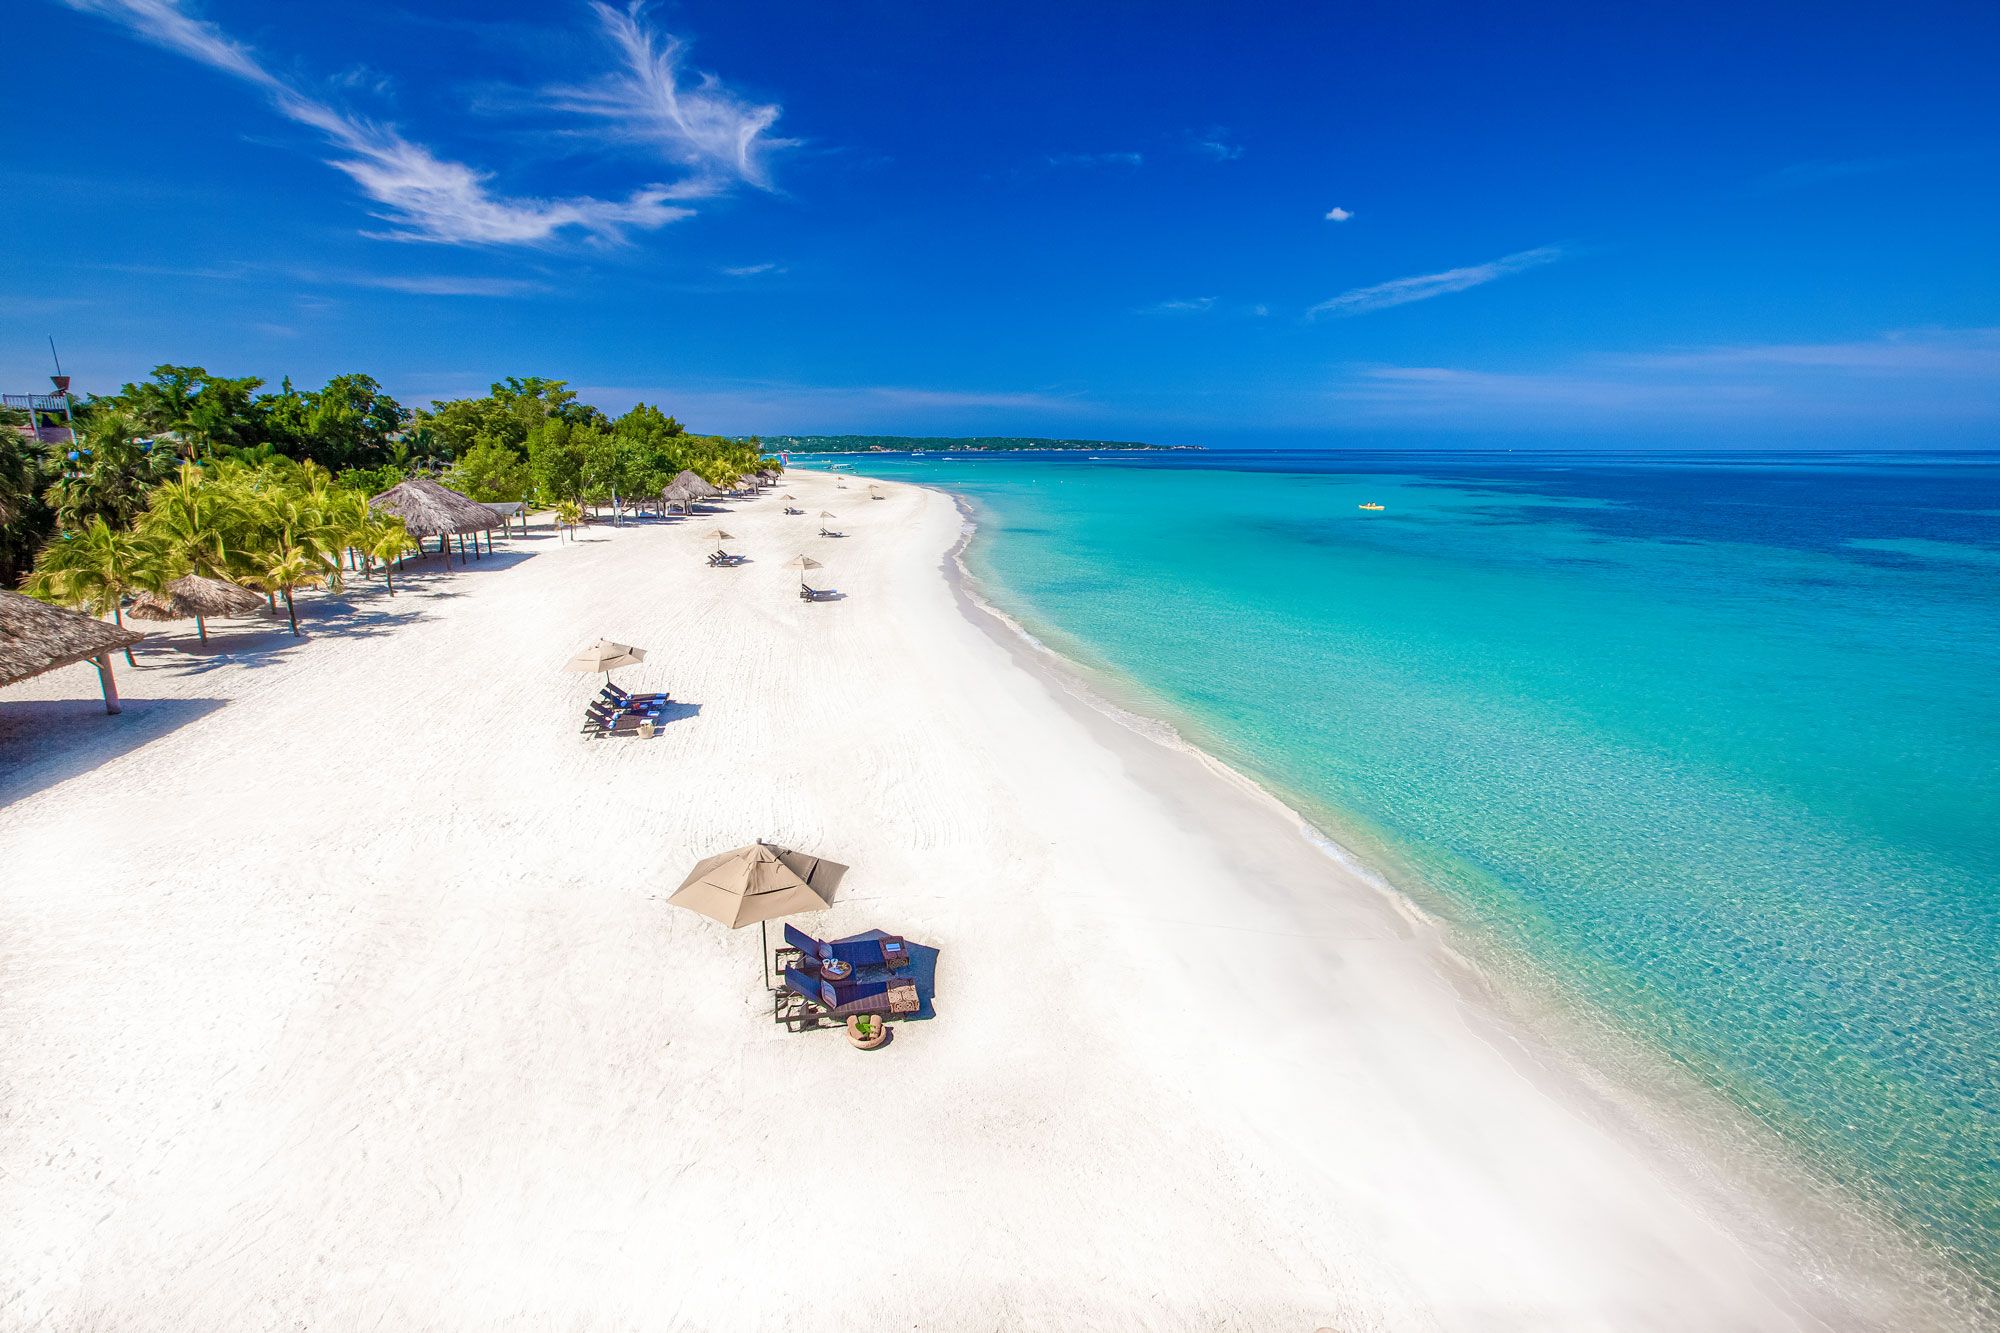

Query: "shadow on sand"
<box><xmin>0</xmin><ymin>695</ymin><xmax>227</xmax><ymax>810</ymax></box>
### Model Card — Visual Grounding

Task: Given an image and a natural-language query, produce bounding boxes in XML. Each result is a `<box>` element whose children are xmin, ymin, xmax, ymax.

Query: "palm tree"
<box><xmin>249</xmin><ymin>539</ymin><xmax>328</xmax><ymax>636</ymax></box>
<box><xmin>362</xmin><ymin>519</ymin><xmax>415</xmax><ymax>595</ymax></box>
<box><xmin>555</xmin><ymin>499</ymin><xmax>583</xmax><ymax>542</ymax></box>
<box><xmin>138</xmin><ymin>461</ymin><xmax>229</xmax><ymax>577</ymax></box>
<box><xmin>24</xmin><ymin>516</ymin><xmax>166</xmax><ymax>666</ymax></box>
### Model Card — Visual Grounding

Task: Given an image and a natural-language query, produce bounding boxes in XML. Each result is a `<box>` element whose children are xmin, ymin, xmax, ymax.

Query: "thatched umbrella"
<box><xmin>668</xmin><ymin>841</ymin><xmax>845</xmax><ymax>986</ymax></box>
<box><xmin>661</xmin><ymin>470</ymin><xmax>719</xmax><ymax>516</ymax></box>
<box><xmin>786</xmin><ymin>554</ymin><xmax>825</xmax><ymax>595</ymax></box>
<box><xmin>368</xmin><ymin>476</ymin><xmax>501</xmax><ymax>567</ymax></box>
<box><xmin>0</xmin><ymin>588</ymin><xmax>146</xmax><ymax>714</ymax></box>
<box><xmin>127</xmin><ymin>575</ymin><xmax>265</xmax><ymax>645</ymax></box>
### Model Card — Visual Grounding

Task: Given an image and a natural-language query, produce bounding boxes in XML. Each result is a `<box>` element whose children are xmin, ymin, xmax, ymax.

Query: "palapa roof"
<box><xmin>0</xmin><ymin>588</ymin><xmax>146</xmax><ymax>687</ymax></box>
<box><xmin>128</xmin><ymin>574</ymin><xmax>265</xmax><ymax>623</ymax></box>
<box><xmin>368</xmin><ymin>475</ymin><xmax>502</xmax><ymax>537</ymax></box>
<box><xmin>661</xmin><ymin>470</ymin><xmax>722</xmax><ymax>505</ymax></box>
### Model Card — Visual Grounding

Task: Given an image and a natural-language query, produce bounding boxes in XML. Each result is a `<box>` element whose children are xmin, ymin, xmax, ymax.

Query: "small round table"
<box><xmin>819</xmin><ymin>958</ymin><xmax>853</xmax><ymax>982</ymax></box>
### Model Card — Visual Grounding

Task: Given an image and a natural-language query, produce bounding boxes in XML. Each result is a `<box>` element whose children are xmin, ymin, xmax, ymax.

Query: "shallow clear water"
<box><xmin>821</xmin><ymin>448</ymin><xmax>2000</xmax><ymax>1290</ymax></box>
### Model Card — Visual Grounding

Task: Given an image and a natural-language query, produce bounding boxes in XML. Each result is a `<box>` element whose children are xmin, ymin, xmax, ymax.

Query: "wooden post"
<box><xmin>95</xmin><ymin>653</ymin><xmax>121</xmax><ymax>714</ymax></box>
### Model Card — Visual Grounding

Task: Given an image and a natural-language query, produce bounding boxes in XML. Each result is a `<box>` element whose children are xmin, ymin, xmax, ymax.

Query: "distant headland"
<box><xmin>755</xmin><ymin>435</ymin><xmax>1199</xmax><ymax>453</ymax></box>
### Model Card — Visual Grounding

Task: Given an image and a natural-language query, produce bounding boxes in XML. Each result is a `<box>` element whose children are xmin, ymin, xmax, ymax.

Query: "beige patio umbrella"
<box><xmin>786</xmin><ymin>554</ymin><xmax>823</xmax><ymax>585</ymax></box>
<box><xmin>668</xmin><ymin>841</ymin><xmax>844</xmax><ymax>984</ymax></box>
<box><xmin>697</xmin><ymin>527</ymin><xmax>735</xmax><ymax>558</ymax></box>
<box><xmin>566</xmin><ymin>638</ymin><xmax>646</xmax><ymax>683</ymax></box>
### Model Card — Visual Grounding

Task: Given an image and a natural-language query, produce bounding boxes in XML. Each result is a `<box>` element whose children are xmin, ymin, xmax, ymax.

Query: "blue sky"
<box><xmin>5</xmin><ymin>0</ymin><xmax>1998</xmax><ymax>446</ymax></box>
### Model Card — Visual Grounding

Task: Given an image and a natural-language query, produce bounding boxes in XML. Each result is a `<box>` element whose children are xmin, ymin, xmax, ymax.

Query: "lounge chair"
<box><xmin>781</xmin><ymin>923</ymin><xmax>910</xmax><ymax>971</ymax></box>
<box><xmin>602</xmin><ymin>683</ymin><xmax>669</xmax><ymax>707</ymax></box>
<box><xmin>784</xmin><ymin>506</ymin><xmax>804</xmax><ymax>515</ymax></box>
<box><xmin>818</xmin><ymin>527</ymin><xmax>846</xmax><ymax>538</ymax></box>
<box><xmin>799</xmin><ymin>585</ymin><xmax>840</xmax><ymax>602</ymax></box>
<box><xmin>773</xmin><ymin>966</ymin><xmax>919</xmax><ymax>1031</ymax></box>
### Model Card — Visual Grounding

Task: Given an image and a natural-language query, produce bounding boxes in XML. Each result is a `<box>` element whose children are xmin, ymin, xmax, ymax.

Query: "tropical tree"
<box><xmin>447</xmin><ymin>439</ymin><xmax>532</xmax><ymax>503</ymax></box>
<box><xmin>249</xmin><ymin>537</ymin><xmax>328</xmax><ymax>636</ymax></box>
<box><xmin>554</xmin><ymin>500</ymin><xmax>584</xmax><ymax>542</ymax></box>
<box><xmin>24</xmin><ymin>516</ymin><xmax>166</xmax><ymax>664</ymax></box>
<box><xmin>360</xmin><ymin>518</ymin><xmax>415</xmax><ymax>595</ymax></box>
<box><xmin>0</xmin><ymin>411</ymin><xmax>53</xmax><ymax>587</ymax></box>
<box><xmin>43</xmin><ymin>409</ymin><xmax>176</xmax><ymax>531</ymax></box>
<box><xmin>111</xmin><ymin>364</ymin><xmax>266</xmax><ymax>456</ymax></box>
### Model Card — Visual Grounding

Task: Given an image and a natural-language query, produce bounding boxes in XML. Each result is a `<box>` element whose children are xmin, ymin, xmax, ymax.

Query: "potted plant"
<box><xmin>846</xmin><ymin>1014</ymin><xmax>889</xmax><ymax>1050</ymax></box>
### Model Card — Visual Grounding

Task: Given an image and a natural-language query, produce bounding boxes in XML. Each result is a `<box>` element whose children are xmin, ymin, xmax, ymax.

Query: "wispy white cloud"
<box><xmin>58</xmin><ymin>0</ymin><xmax>698</xmax><ymax>246</ymax></box>
<box><xmin>1307</xmin><ymin>245</ymin><xmax>1564</xmax><ymax>318</ymax></box>
<box><xmin>1142</xmin><ymin>297</ymin><xmax>1217</xmax><ymax>314</ymax></box>
<box><xmin>1328</xmin><ymin>328</ymin><xmax>2000</xmax><ymax>425</ymax></box>
<box><xmin>1046</xmin><ymin>150</ymin><xmax>1144</xmax><ymax>169</ymax></box>
<box><xmin>721</xmin><ymin>262</ymin><xmax>784</xmax><ymax>277</ymax></box>
<box><xmin>1189</xmin><ymin>127</ymin><xmax>1243</xmax><ymax>161</ymax></box>
<box><xmin>1324</xmin><ymin>206</ymin><xmax>1353</xmax><ymax>222</ymax></box>
<box><xmin>351</xmin><ymin>274</ymin><xmax>553</xmax><ymax>297</ymax></box>
<box><xmin>549</xmin><ymin>2</ymin><xmax>790</xmax><ymax>189</ymax></box>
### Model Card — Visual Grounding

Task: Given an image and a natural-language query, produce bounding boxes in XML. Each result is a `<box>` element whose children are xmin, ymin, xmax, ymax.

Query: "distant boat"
<box><xmin>1359</xmin><ymin>502</ymin><xmax>1385</xmax><ymax>512</ymax></box>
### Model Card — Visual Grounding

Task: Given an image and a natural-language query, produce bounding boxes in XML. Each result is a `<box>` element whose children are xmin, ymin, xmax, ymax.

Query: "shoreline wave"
<box><xmin>913</xmin><ymin>476</ymin><xmax>1992</xmax><ymax>1324</ymax></box>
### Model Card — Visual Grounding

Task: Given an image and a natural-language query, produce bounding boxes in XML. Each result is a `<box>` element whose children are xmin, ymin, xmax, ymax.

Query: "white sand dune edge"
<box><xmin>0</xmin><ymin>471</ymin><xmax>1964</xmax><ymax>1330</ymax></box>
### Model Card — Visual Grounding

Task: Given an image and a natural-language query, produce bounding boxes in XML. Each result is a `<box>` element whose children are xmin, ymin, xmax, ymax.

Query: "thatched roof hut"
<box><xmin>128</xmin><ymin>575</ymin><xmax>266</xmax><ymax>645</ymax></box>
<box><xmin>661</xmin><ymin>469</ymin><xmax>720</xmax><ymax>514</ymax></box>
<box><xmin>0</xmin><ymin>588</ymin><xmax>145</xmax><ymax>713</ymax></box>
<box><xmin>369</xmin><ymin>475</ymin><xmax>503</xmax><ymax>566</ymax></box>
<box><xmin>368</xmin><ymin>476</ymin><xmax>502</xmax><ymax>538</ymax></box>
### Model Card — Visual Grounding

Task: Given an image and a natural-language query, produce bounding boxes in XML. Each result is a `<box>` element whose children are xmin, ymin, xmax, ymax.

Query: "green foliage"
<box><xmin>446</xmin><ymin>439</ymin><xmax>532</xmax><ymax>503</ymax></box>
<box><xmin>416</xmin><ymin>376</ymin><xmax>602</xmax><ymax>460</ymax></box>
<box><xmin>108</xmin><ymin>364</ymin><xmax>266</xmax><ymax>456</ymax></box>
<box><xmin>261</xmin><ymin>373</ymin><xmax>409</xmax><ymax>470</ymax></box>
<box><xmin>24</xmin><ymin>514</ymin><xmax>167</xmax><ymax>618</ymax></box>
<box><xmin>42</xmin><ymin>410</ymin><xmax>178</xmax><ymax>532</ymax></box>
<box><xmin>1</xmin><ymin>413</ymin><xmax>54</xmax><ymax>587</ymax></box>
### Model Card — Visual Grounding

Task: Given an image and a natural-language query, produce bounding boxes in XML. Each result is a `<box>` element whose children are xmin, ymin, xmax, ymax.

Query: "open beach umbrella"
<box><xmin>668</xmin><ymin>841</ymin><xmax>842</xmax><ymax>984</ymax></box>
<box><xmin>696</xmin><ymin>527</ymin><xmax>735</xmax><ymax>556</ymax></box>
<box><xmin>566</xmin><ymin>638</ymin><xmax>646</xmax><ymax>683</ymax></box>
<box><xmin>126</xmin><ymin>574</ymin><xmax>265</xmax><ymax>645</ymax></box>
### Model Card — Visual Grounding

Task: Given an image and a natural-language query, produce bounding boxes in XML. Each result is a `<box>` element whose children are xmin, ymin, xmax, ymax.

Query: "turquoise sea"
<box><xmin>826</xmin><ymin>449</ymin><xmax>2000</xmax><ymax>1296</ymax></box>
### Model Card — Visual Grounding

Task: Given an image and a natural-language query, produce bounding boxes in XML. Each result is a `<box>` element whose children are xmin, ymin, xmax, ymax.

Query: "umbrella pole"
<box><xmin>760</xmin><ymin>918</ymin><xmax>772</xmax><ymax>990</ymax></box>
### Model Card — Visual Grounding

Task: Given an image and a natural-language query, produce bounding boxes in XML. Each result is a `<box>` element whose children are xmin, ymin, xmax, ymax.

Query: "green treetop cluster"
<box><xmin>1</xmin><ymin>365</ymin><xmax>776</xmax><ymax>589</ymax></box>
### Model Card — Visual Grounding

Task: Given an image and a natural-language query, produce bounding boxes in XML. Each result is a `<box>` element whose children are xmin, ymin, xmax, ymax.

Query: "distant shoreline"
<box><xmin>756</xmin><ymin>436</ymin><xmax>1199</xmax><ymax>454</ymax></box>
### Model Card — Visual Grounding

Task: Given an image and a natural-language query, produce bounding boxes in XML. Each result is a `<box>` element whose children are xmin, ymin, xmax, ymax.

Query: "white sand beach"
<box><xmin>0</xmin><ymin>472</ymin><xmax>1957</xmax><ymax>1329</ymax></box>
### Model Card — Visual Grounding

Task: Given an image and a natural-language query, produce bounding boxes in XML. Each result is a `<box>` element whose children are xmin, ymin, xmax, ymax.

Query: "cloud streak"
<box><xmin>1046</xmin><ymin>151</ymin><xmax>1144</xmax><ymax>169</ymax></box>
<box><xmin>1328</xmin><ymin>328</ymin><xmax>2000</xmax><ymax>425</ymax></box>
<box><xmin>550</xmin><ymin>2</ymin><xmax>789</xmax><ymax>189</ymax></box>
<box><xmin>58</xmin><ymin>0</ymin><xmax>709</xmax><ymax>246</ymax></box>
<box><xmin>1189</xmin><ymin>127</ymin><xmax>1243</xmax><ymax>161</ymax></box>
<box><xmin>1309</xmin><ymin>245</ymin><xmax>1564</xmax><ymax>318</ymax></box>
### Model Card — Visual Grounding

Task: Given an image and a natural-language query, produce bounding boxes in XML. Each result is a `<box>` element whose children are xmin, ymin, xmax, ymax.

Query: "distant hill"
<box><xmin>756</xmin><ymin>435</ymin><xmax>1196</xmax><ymax>453</ymax></box>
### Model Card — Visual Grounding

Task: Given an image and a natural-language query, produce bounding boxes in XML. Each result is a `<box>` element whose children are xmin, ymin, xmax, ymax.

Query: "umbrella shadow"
<box><xmin>0</xmin><ymin>696</ymin><xmax>227</xmax><ymax>810</ymax></box>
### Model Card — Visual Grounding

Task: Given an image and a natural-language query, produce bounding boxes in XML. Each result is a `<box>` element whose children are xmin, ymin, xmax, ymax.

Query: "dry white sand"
<box><xmin>0</xmin><ymin>471</ymin><xmax>1961</xmax><ymax>1330</ymax></box>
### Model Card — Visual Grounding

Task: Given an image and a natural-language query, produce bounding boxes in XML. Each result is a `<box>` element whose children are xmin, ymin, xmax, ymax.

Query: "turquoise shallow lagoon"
<box><xmin>826</xmin><ymin>449</ymin><xmax>2000</xmax><ymax>1292</ymax></box>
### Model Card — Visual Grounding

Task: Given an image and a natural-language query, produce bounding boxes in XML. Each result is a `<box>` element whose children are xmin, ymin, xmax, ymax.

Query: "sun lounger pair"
<box><xmin>780</xmin><ymin>923</ymin><xmax>910</xmax><ymax>972</ymax></box>
<box><xmin>818</xmin><ymin>527</ymin><xmax>846</xmax><ymax>538</ymax></box>
<box><xmin>773</xmin><ymin>966</ymin><xmax>919</xmax><ymax>1031</ymax></box>
<box><xmin>707</xmin><ymin>551</ymin><xmax>745</xmax><ymax>567</ymax></box>
<box><xmin>784</xmin><ymin>506</ymin><xmax>804</xmax><ymax>515</ymax></box>
<box><xmin>602</xmin><ymin>683</ymin><xmax>668</xmax><ymax>708</ymax></box>
<box><xmin>799</xmin><ymin>586</ymin><xmax>839</xmax><ymax>602</ymax></box>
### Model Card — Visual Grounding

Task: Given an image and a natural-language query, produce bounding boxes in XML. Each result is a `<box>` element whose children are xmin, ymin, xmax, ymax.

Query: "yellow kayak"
<box><xmin>1358</xmin><ymin>503</ymin><xmax>1385</xmax><ymax>511</ymax></box>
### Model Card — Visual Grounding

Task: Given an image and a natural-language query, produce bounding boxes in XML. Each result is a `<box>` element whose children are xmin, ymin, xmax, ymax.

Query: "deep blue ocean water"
<box><xmin>819</xmin><ymin>448</ymin><xmax>2000</xmax><ymax>1290</ymax></box>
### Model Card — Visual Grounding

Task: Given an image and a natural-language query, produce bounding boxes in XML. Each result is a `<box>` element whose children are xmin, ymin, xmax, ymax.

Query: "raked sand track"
<box><xmin>0</xmin><ymin>471</ymin><xmax>1953</xmax><ymax>1329</ymax></box>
